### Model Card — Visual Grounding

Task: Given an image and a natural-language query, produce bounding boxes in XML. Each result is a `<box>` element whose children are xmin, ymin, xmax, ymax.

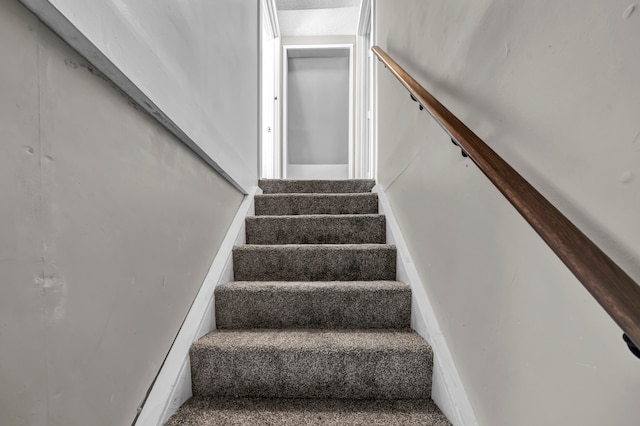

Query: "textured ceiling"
<box><xmin>276</xmin><ymin>0</ymin><xmax>361</xmax><ymax>11</ymax></box>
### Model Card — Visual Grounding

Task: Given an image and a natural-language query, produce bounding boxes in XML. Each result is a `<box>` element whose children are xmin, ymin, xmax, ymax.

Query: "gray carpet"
<box><xmin>255</xmin><ymin>193</ymin><xmax>379</xmax><ymax>216</ymax></box>
<box><xmin>233</xmin><ymin>244</ymin><xmax>397</xmax><ymax>281</ymax></box>
<box><xmin>165</xmin><ymin>397</ymin><xmax>451</xmax><ymax>426</ymax></box>
<box><xmin>246</xmin><ymin>214</ymin><xmax>386</xmax><ymax>245</ymax></box>
<box><xmin>190</xmin><ymin>329</ymin><xmax>432</xmax><ymax>399</ymax></box>
<box><xmin>215</xmin><ymin>281</ymin><xmax>411</xmax><ymax>329</ymax></box>
<box><xmin>259</xmin><ymin>179</ymin><xmax>376</xmax><ymax>194</ymax></box>
<box><xmin>167</xmin><ymin>179</ymin><xmax>450</xmax><ymax>425</ymax></box>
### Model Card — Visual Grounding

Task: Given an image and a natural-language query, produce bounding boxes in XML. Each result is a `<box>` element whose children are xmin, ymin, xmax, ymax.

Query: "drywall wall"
<box><xmin>288</xmin><ymin>56</ymin><xmax>350</xmax><ymax>164</ymax></box>
<box><xmin>20</xmin><ymin>0</ymin><xmax>259</xmax><ymax>192</ymax></box>
<box><xmin>374</xmin><ymin>0</ymin><xmax>640</xmax><ymax>425</ymax></box>
<box><xmin>0</xmin><ymin>2</ymin><xmax>244</xmax><ymax>425</ymax></box>
<box><xmin>278</xmin><ymin>7</ymin><xmax>359</xmax><ymax>36</ymax></box>
<box><xmin>277</xmin><ymin>0</ymin><xmax>361</xmax><ymax>10</ymax></box>
<box><xmin>283</xmin><ymin>35</ymin><xmax>356</xmax><ymax>46</ymax></box>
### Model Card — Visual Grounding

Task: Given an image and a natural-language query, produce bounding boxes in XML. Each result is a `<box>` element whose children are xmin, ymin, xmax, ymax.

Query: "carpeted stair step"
<box><xmin>246</xmin><ymin>214</ymin><xmax>386</xmax><ymax>245</ymax></box>
<box><xmin>166</xmin><ymin>396</ymin><xmax>452</xmax><ymax>426</ymax></box>
<box><xmin>215</xmin><ymin>281</ymin><xmax>410</xmax><ymax>329</ymax></box>
<box><xmin>170</xmin><ymin>178</ymin><xmax>451</xmax><ymax>424</ymax></box>
<box><xmin>233</xmin><ymin>244</ymin><xmax>396</xmax><ymax>281</ymax></box>
<box><xmin>190</xmin><ymin>329</ymin><xmax>432</xmax><ymax>400</ymax></box>
<box><xmin>259</xmin><ymin>179</ymin><xmax>376</xmax><ymax>194</ymax></box>
<box><xmin>255</xmin><ymin>193</ymin><xmax>378</xmax><ymax>216</ymax></box>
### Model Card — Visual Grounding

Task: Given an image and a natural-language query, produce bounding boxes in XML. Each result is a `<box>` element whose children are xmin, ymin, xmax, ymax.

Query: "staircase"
<box><xmin>166</xmin><ymin>179</ymin><xmax>450</xmax><ymax>425</ymax></box>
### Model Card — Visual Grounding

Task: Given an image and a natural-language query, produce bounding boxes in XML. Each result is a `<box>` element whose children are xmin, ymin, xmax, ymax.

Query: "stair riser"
<box><xmin>216</xmin><ymin>285</ymin><xmax>411</xmax><ymax>329</ymax></box>
<box><xmin>166</xmin><ymin>397</ymin><xmax>450</xmax><ymax>426</ymax></box>
<box><xmin>259</xmin><ymin>179</ymin><xmax>375</xmax><ymax>194</ymax></box>
<box><xmin>190</xmin><ymin>346</ymin><xmax>431</xmax><ymax>399</ymax></box>
<box><xmin>233</xmin><ymin>246</ymin><xmax>396</xmax><ymax>281</ymax></box>
<box><xmin>255</xmin><ymin>194</ymin><xmax>378</xmax><ymax>216</ymax></box>
<box><xmin>246</xmin><ymin>215</ymin><xmax>386</xmax><ymax>245</ymax></box>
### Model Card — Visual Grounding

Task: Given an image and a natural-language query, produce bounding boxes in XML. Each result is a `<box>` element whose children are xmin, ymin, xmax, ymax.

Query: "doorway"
<box><xmin>283</xmin><ymin>44</ymin><xmax>354</xmax><ymax>179</ymax></box>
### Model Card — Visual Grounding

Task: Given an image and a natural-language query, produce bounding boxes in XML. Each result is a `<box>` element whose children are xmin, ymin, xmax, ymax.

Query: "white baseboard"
<box><xmin>374</xmin><ymin>185</ymin><xmax>478</xmax><ymax>426</ymax></box>
<box><xmin>135</xmin><ymin>186</ymin><xmax>261</xmax><ymax>426</ymax></box>
<box><xmin>286</xmin><ymin>164</ymin><xmax>349</xmax><ymax>180</ymax></box>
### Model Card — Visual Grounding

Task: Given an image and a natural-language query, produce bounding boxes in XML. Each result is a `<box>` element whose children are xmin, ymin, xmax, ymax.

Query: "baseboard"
<box><xmin>374</xmin><ymin>185</ymin><xmax>478</xmax><ymax>426</ymax></box>
<box><xmin>135</xmin><ymin>186</ymin><xmax>261</xmax><ymax>426</ymax></box>
<box><xmin>286</xmin><ymin>164</ymin><xmax>349</xmax><ymax>180</ymax></box>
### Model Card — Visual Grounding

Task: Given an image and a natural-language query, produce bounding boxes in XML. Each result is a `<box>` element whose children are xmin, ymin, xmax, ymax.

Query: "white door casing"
<box><xmin>260</xmin><ymin>0</ymin><xmax>280</xmax><ymax>178</ymax></box>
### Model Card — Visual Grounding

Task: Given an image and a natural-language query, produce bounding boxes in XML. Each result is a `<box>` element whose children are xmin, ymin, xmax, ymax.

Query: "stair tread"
<box><xmin>235</xmin><ymin>243</ymin><xmax>396</xmax><ymax>250</ymax></box>
<box><xmin>191</xmin><ymin>329</ymin><xmax>432</xmax><ymax>399</ymax></box>
<box><xmin>247</xmin><ymin>213</ymin><xmax>384</xmax><ymax>219</ymax></box>
<box><xmin>218</xmin><ymin>280</ymin><xmax>409</xmax><ymax>291</ymax></box>
<box><xmin>246</xmin><ymin>214</ymin><xmax>386</xmax><ymax>245</ymax></box>
<box><xmin>166</xmin><ymin>396</ymin><xmax>452</xmax><ymax>426</ymax></box>
<box><xmin>256</xmin><ymin>193</ymin><xmax>376</xmax><ymax>198</ymax></box>
<box><xmin>259</xmin><ymin>179</ymin><xmax>376</xmax><ymax>194</ymax></box>
<box><xmin>233</xmin><ymin>244</ymin><xmax>397</xmax><ymax>281</ymax></box>
<box><xmin>194</xmin><ymin>328</ymin><xmax>428</xmax><ymax>351</ymax></box>
<box><xmin>255</xmin><ymin>193</ymin><xmax>378</xmax><ymax>216</ymax></box>
<box><xmin>216</xmin><ymin>282</ymin><xmax>411</xmax><ymax>329</ymax></box>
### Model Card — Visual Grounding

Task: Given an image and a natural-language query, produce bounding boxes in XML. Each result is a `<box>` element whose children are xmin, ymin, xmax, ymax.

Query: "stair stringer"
<box><xmin>135</xmin><ymin>186</ymin><xmax>262</xmax><ymax>426</ymax></box>
<box><xmin>374</xmin><ymin>185</ymin><xmax>479</xmax><ymax>426</ymax></box>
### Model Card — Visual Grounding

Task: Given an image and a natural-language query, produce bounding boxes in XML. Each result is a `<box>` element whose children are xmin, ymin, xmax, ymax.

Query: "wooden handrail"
<box><xmin>372</xmin><ymin>46</ymin><xmax>640</xmax><ymax>351</ymax></box>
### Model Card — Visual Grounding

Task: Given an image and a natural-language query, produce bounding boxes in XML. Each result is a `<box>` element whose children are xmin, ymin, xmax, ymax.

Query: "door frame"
<box><xmin>356</xmin><ymin>0</ymin><xmax>374</xmax><ymax>179</ymax></box>
<box><xmin>281</xmin><ymin>43</ymin><xmax>354</xmax><ymax>179</ymax></box>
<box><xmin>259</xmin><ymin>0</ymin><xmax>280</xmax><ymax>179</ymax></box>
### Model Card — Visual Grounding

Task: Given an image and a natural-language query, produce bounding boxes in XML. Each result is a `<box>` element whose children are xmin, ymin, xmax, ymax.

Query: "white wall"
<box><xmin>21</xmin><ymin>0</ymin><xmax>259</xmax><ymax>192</ymax></box>
<box><xmin>288</xmin><ymin>56</ymin><xmax>350</xmax><ymax>165</ymax></box>
<box><xmin>375</xmin><ymin>0</ymin><xmax>640</xmax><ymax>425</ymax></box>
<box><xmin>0</xmin><ymin>2</ymin><xmax>244</xmax><ymax>425</ymax></box>
<box><xmin>278</xmin><ymin>7</ymin><xmax>359</xmax><ymax>37</ymax></box>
